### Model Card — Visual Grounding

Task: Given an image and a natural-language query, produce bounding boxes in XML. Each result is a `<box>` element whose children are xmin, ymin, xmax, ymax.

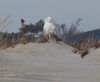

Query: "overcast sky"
<box><xmin>0</xmin><ymin>0</ymin><xmax>100</xmax><ymax>32</ymax></box>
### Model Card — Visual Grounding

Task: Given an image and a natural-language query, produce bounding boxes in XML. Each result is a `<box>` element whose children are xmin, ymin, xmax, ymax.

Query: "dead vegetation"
<box><xmin>0</xmin><ymin>17</ymin><xmax>46</xmax><ymax>50</ymax></box>
<box><xmin>72</xmin><ymin>32</ymin><xmax>95</xmax><ymax>58</ymax></box>
<box><xmin>94</xmin><ymin>40</ymin><xmax>100</xmax><ymax>48</ymax></box>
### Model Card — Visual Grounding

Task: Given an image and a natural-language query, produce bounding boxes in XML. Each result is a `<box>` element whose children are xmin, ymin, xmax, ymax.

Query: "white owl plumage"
<box><xmin>43</xmin><ymin>17</ymin><xmax>56</xmax><ymax>36</ymax></box>
<box><xmin>43</xmin><ymin>17</ymin><xmax>66</xmax><ymax>40</ymax></box>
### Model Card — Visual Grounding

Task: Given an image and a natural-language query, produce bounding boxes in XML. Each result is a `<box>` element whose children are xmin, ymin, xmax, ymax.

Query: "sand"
<box><xmin>0</xmin><ymin>42</ymin><xmax>100</xmax><ymax>82</ymax></box>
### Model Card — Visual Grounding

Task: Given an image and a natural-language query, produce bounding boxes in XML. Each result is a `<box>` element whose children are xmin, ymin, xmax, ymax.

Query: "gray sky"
<box><xmin>0</xmin><ymin>0</ymin><xmax>100</xmax><ymax>32</ymax></box>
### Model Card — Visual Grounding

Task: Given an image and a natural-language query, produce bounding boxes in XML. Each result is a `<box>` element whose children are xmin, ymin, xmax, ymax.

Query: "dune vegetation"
<box><xmin>0</xmin><ymin>16</ymin><xmax>100</xmax><ymax>58</ymax></box>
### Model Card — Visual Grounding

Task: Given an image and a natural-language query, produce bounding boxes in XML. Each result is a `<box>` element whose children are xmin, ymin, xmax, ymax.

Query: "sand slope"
<box><xmin>0</xmin><ymin>42</ymin><xmax>100</xmax><ymax>82</ymax></box>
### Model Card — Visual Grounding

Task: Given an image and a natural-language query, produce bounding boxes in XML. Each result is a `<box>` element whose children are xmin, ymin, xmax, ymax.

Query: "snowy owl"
<box><xmin>43</xmin><ymin>17</ymin><xmax>57</xmax><ymax>41</ymax></box>
<box><xmin>43</xmin><ymin>17</ymin><xmax>66</xmax><ymax>41</ymax></box>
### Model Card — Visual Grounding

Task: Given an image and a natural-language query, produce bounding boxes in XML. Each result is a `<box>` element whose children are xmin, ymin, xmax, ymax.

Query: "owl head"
<box><xmin>45</xmin><ymin>17</ymin><xmax>54</xmax><ymax>23</ymax></box>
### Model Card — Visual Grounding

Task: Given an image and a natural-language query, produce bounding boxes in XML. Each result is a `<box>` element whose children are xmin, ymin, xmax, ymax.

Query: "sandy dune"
<box><xmin>0</xmin><ymin>42</ymin><xmax>100</xmax><ymax>82</ymax></box>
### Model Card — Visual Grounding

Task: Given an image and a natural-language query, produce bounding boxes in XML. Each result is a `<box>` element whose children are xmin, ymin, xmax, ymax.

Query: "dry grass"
<box><xmin>94</xmin><ymin>40</ymin><xmax>100</xmax><ymax>48</ymax></box>
<box><xmin>0</xmin><ymin>32</ymin><xmax>49</xmax><ymax>50</ymax></box>
<box><xmin>72</xmin><ymin>32</ymin><xmax>95</xmax><ymax>58</ymax></box>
